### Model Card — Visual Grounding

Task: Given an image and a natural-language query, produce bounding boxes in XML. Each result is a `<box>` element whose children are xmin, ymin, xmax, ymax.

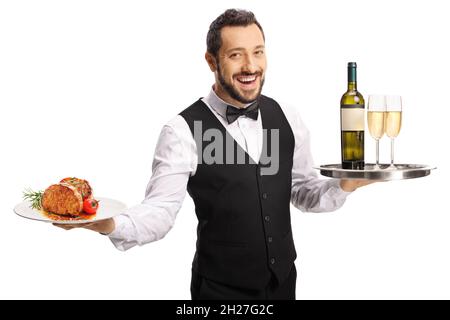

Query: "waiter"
<box><xmin>56</xmin><ymin>9</ymin><xmax>372</xmax><ymax>299</ymax></box>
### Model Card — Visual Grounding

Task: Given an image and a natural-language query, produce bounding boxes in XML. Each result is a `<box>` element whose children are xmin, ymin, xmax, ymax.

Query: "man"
<box><xmin>57</xmin><ymin>9</ymin><xmax>371</xmax><ymax>299</ymax></box>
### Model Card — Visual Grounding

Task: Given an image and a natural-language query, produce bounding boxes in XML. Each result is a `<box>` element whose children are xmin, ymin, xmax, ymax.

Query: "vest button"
<box><xmin>268</xmin><ymin>236</ymin><xmax>273</xmax><ymax>243</ymax></box>
<box><xmin>270</xmin><ymin>258</ymin><xmax>276</xmax><ymax>265</ymax></box>
<box><xmin>262</xmin><ymin>193</ymin><xmax>268</xmax><ymax>199</ymax></box>
<box><xmin>264</xmin><ymin>215</ymin><xmax>270</xmax><ymax>222</ymax></box>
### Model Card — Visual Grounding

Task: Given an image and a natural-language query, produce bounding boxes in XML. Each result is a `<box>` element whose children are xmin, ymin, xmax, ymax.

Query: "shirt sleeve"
<box><xmin>107</xmin><ymin>116</ymin><xmax>196</xmax><ymax>251</ymax></box>
<box><xmin>283</xmin><ymin>103</ymin><xmax>352</xmax><ymax>213</ymax></box>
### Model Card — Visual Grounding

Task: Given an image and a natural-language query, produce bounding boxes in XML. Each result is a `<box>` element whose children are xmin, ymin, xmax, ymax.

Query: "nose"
<box><xmin>241</xmin><ymin>54</ymin><xmax>257</xmax><ymax>74</ymax></box>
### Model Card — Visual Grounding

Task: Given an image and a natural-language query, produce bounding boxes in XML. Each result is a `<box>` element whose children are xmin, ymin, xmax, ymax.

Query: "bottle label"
<box><xmin>341</xmin><ymin>106</ymin><xmax>365</xmax><ymax>131</ymax></box>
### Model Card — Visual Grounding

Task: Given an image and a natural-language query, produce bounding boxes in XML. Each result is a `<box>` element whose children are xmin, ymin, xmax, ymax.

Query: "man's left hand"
<box><xmin>53</xmin><ymin>218</ymin><xmax>115</xmax><ymax>235</ymax></box>
<box><xmin>340</xmin><ymin>179</ymin><xmax>377</xmax><ymax>192</ymax></box>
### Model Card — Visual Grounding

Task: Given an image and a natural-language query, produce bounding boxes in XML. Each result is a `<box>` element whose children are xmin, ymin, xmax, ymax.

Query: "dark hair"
<box><xmin>207</xmin><ymin>9</ymin><xmax>265</xmax><ymax>58</ymax></box>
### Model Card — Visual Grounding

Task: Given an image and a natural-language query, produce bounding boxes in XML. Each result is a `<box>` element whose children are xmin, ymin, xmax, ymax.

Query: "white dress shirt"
<box><xmin>108</xmin><ymin>89</ymin><xmax>351</xmax><ymax>251</ymax></box>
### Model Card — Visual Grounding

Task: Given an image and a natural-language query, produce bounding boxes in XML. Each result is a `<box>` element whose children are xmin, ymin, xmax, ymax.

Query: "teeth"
<box><xmin>237</xmin><ymin>76</ymin><xmax>256</xmax><ymax>83</ymax></box>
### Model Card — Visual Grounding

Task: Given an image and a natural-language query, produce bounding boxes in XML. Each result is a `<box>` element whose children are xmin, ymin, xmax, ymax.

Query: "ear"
<box><xmin>205</xmin><ymin>52</ymin><xmax>217</xmax><ymax>72</ymax></box>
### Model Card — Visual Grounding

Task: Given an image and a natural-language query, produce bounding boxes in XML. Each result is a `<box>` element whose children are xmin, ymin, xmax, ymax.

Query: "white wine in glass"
<box><xmin>367</xmin><ymin>95</ymin><xmax>386</xmax><ymax>169</ymax></box>
<box><xmin>385</xmin><ymin>95</ymin><xmax>402</xmax><ymax>169</ymax></box>
<box><xmin>385</xmin><ymin>111</ymin><xmax>402</xmax><ymax>138</ymax></box>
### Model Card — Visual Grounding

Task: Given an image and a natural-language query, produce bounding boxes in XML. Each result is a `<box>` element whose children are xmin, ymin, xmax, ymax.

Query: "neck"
<box><xmin>348</xmin><ymin>81</ymin><xmax>357</xmax><ymax>91</ymax></box>
<box><xmin>347</xmin><ymin>65</ymin><xmax>357</xmax><ymax>91</ymax></box>
<box><xmin>213</xmin><ymin>83</ymin><xmax>247</xmax><ymax>109</ymax></box>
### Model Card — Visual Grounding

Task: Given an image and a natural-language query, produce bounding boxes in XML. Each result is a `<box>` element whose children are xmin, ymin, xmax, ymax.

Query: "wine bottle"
<box><xmin>340</xmin><ymin>62</ymin><xmax>365</xmax><ymax>169</ymax></box>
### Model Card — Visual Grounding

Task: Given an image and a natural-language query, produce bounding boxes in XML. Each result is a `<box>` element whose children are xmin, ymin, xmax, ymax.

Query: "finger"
<box><xmin>363</xmin><ymin>179</ymin><xmax>384</xmax><ymax>185</ymax></box>
<box><xmin>77</xmin><ymin>222</ymin><xmax>96</xmax><ymax>228</ymax></box>
<box><xmin>83</xmin><ymin>225</ymin><xmax>101</xmax><ymax>232</ymax></box>
<box><xmin>53</xmin><ymin>223</ymin><xmax>75</xmax><ymax>230</ymax></box>
<box><xmin>53</xmin><ymin>222</ymin><xmax>94</xmax><ymax>229</ymax></box>
<box><xmin>359</xmin><ymin>180</ymin><xmax>385</xmax><ymax>188</ymax></box>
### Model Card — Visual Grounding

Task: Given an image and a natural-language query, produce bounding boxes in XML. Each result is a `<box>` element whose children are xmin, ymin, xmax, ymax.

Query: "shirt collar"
<box><xmin>204</xmin><ymin>86</ymin><xmax>253</xmax><ymax>121</ymax></box>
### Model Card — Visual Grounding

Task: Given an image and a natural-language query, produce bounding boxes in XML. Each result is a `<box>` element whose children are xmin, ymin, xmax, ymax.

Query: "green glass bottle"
<box><xmin>340</xmin><ymin>62</ymin><xmax>365</xmax><ymax>169</ymax></box>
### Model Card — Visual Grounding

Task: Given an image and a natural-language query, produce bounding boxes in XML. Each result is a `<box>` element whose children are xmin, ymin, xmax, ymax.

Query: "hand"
<box><xmin>340</xmin><ymin>179</ymin><xmax>377</xmax><ymax>192</ymax></box>
<box><xmin>53</xmin><ymin>217</ymin><xmax>115</xmax><ymax>235</ymax></box>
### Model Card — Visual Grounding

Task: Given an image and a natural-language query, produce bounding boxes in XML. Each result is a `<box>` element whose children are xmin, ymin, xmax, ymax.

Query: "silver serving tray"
<box><xmin>316</xmin><ymin>164</ymin><xmax>436</xmax><ymax>180</ymax></box>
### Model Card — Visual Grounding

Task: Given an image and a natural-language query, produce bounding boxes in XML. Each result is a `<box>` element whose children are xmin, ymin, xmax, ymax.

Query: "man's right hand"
<box><xmin>53</xmin><ymin>217</ymin><xmax>115</xmax><ymax>235</ymax></box>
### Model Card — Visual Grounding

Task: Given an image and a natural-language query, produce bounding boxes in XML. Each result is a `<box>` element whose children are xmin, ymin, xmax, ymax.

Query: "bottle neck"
<box><xmin>347</xmin><ymin>81</ymin><xmax>357</xmax><ymax>91</ymax></box>
<box><xmin>348</xmin><ymin>67</ymin><xmax>357</xmax><ymax>91</ymax></box>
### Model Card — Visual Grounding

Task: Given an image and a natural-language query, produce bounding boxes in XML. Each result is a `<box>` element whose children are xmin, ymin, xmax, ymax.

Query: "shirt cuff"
<box><xmin>104</xmin><ymin>214</ymin><xmax>129</xmax><ymax>239</ymax></box>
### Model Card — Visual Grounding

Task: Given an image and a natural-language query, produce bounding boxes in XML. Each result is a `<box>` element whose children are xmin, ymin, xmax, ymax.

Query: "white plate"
<box><xmin>14</xmin><ymin>197</ymin><xmax>127</xmax><ymax>224</ymax></box>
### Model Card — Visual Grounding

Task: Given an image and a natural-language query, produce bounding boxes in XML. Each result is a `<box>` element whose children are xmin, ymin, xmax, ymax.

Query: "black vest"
<box><xmin>180</xmin><ymin>95</ymin><xmax>296</xmax><ymax>290</ymax></box>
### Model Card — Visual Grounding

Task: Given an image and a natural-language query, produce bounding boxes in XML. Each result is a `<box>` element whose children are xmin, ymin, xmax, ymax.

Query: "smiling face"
<box><xmin>206</xmin><ymin>23</ymin><xmax>267</xmax><ymax>108</ymax></box>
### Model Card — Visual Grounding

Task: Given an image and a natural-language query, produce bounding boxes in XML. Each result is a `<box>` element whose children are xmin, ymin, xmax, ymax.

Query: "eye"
<box><xmin>230</xmin><ymin>52</ymin><xmax>241</xmax><ymax>59</ymax></box>
<box><xmin>255</xmin><ymin>50</ymin><xmax>264</xmax><ymax>56</ymax></box>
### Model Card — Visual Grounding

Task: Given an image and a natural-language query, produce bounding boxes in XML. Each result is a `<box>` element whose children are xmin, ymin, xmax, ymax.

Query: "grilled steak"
<box><xmin>41</xmin><ymin>183</ymin><xmax>83</xmax><ymax>215</ymax></box>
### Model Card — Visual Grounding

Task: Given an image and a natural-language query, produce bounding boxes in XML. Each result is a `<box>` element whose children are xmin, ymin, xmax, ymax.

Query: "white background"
<box><xmin>1</xmin><ymin>0</ymin><xmax>448</xmax><ymax>299</ymax></box>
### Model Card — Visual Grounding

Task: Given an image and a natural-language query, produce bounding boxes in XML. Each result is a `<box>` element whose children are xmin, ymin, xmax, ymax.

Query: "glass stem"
<box><xmin>376</xmin><ymin>138</ymin><xmax>380</xmax><ymax>166</ymax></box>
<box><xmin>390</xmin><ymin>138</ymin><xmax>395</xmax><ymax>166</ymax></box>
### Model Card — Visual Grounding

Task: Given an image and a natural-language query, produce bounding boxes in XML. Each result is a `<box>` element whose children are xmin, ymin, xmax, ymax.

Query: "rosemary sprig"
<box><xmin>23</xmin><ymin>188</ymin><xmax>44</xmax><ymax>210</ymax></box>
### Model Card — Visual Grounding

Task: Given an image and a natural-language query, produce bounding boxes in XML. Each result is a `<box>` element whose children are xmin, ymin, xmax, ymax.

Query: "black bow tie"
<box><xmin>225</xmin><ymin>101</ymin><xmax>259</xmax><ymax>124</ymax></box>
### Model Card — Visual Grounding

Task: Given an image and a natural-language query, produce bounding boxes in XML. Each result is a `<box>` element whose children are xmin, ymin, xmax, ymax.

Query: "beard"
<box><xmin>217</xmin><ymin>61</ymin><xmax>265</xmax><ymax>104</ymax></box>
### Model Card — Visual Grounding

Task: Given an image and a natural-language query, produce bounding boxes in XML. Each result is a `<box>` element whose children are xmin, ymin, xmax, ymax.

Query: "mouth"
<box><xmin>235</xmin><ymin>74</ymin><xmax>259</xmax><ymax>90</ymax></box>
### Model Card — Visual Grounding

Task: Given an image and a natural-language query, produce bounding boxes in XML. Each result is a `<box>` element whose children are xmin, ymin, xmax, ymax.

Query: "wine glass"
<box><xmin>367</xmin><ymin>95</ymin><xmax>386</xmax><ymax>169</ymax></box>
<box><xmin>385</xmin><ymin>95</ymin><xmax>402</xmax><ymax>169</ymax></box>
